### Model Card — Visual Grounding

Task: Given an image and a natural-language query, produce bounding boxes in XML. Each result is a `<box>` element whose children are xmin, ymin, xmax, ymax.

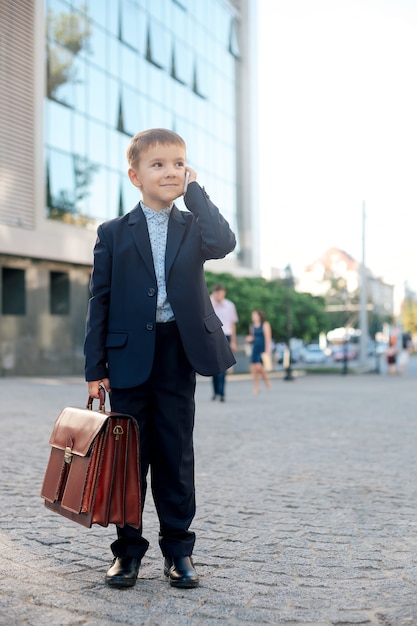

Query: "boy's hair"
<box><xmin>126</xmin><ymin>128</ymin><xmax>186</xmax><ymax>169</ymax></box>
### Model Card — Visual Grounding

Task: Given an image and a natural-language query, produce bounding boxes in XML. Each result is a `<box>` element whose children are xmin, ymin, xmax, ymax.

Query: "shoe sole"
<box><xmin>105</xmin><ymin>577</ymin><xmax>138</xmax><ymax>588</ymax></box>
<box><xmin>169</xmin><ymin>578</ymin><xmax>199</xmax><ymax>588</ymax></box>
<box><xmin>164</xmin><ymin>567</ymin><xmax>199</xmax><ymax>588</ymax></box>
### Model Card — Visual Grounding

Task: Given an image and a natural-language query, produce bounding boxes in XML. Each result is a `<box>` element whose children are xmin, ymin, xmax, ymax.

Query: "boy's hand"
<box><xmin>87</xmin><ymin>378</ymin><xmax>111</xmax><ymax>399</ymax></box>
<box><xmin>184</xmin><ymin>167</ymin><xmax>197</xmax><ymax>194</ymax></box>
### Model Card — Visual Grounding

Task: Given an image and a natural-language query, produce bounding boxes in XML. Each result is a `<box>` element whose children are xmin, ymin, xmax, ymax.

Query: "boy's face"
<box><xmin>128</xmin><ymin>142</ymin><xmax>187</xmax><ymax>211</ymax></box>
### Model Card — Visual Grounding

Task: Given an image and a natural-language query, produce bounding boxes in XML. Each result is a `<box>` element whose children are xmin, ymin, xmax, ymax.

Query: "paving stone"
<box><xmin>1</xmin><ymin>370</ymin><xmax>417</xmax><ymax>625</ymax></box>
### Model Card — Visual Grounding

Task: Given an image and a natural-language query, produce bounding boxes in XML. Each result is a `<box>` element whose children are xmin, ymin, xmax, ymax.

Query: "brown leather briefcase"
<box><xmin>41</xmin><ymin>388</ymin><xmax>141</xmax><ymax>529</ymax></box>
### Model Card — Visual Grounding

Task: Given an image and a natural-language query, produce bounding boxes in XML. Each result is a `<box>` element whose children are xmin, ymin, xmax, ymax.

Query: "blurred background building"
<box><xmin>0</xmin><ymin>0</ymin><xmax>259</xmax><ymax>375</ymax></box>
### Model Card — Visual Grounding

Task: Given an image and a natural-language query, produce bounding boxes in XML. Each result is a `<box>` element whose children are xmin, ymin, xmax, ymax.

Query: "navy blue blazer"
<box><xmin>84</xmin><ymin>182</ymin><xmax>237</xmax><ymax>388</ymax></box>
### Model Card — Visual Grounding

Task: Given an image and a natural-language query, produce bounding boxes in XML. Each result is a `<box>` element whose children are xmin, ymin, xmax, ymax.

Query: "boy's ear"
<box><xmin>128</xmin><ymin>168</ymin><xmax>142</xmax><ymax>189</ymax></box>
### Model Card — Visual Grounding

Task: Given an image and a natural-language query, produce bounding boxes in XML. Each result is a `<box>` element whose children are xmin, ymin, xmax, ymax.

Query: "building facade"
<box><xmin>0</xmin><ymin>0</ymin><xmax>258</xmax><ymax>375</ymax></box>
<box><xmin>296</xmin><ymin>247</ymin><xmax>394</xmax><ymax>319</ymax></box>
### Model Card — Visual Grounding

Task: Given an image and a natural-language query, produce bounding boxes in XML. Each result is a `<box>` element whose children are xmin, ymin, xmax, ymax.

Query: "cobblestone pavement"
<box><xmin>1</xmin><ymin>369</ymin><xmax>417</xmax><ymax>626</ymax></box>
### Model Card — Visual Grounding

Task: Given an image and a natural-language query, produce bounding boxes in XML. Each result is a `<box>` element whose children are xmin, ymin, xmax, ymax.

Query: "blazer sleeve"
<box><xmin>84</xmin><ymin>224</ymin><xmax>112</xmax><ymax>382</ymax></box>
<box><xmin>183</xmin><ymin>182</ymin><xmax>236</xmax><ymax>260</ymax></box>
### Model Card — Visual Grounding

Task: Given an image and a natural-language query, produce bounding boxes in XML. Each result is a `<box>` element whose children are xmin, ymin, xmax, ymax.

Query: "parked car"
<box><xmin>332</xmin><ymin>344</ymin><xmax>359</xmax><ymax>362</ymax></box>
<box><xmin>300</xmin><ymin>344</ymin><xmax>327</xmax><ymax>364</ymax></box>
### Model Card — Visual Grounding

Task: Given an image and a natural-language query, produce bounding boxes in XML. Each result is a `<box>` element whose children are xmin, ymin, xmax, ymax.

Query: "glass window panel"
<box><xmin>47</xmin><ymin>100</ymin><xmax>73</xmax><ymax>151</ymax></box>
<box><xmin>147</xmin><ymin>100</ymin><xmax>170</xmax><ymax>129</ymax></box>
<box><xmin>87</xmin><ymin>118</ymin><xmax>107</xmax><ymax>164</ymax></box>
<box><xmin>219</xmin><ymin>51</ymin><xmax>234</xmax><ymax>82</ymax></box>
<box><xmin>216</xmin><ymin>3</ymin><xmax>231</xmax><ymax>47</ymax></box>
<box><xmin>107</xmin><ymin>35</ymin><xmax>120</xmax><ymax>78</ymax></box>
<box><xmin>47</xmin><ymin>42</ymin><xmax>75</xmax><ymax>106</ymax></box>
<box><xmin>120</xmin><ymin>135</ymin><xmax>131</xmax><ymax>173</ymax></box>
<box><xmin>120</xmin><ymin>0</ymin><xmax>138</xmax><ymax>49</ymax></box>
<box><xmin>137</xmin><ymin>93</ymin><xmax>150</xmax><ymax>131</ymax></box>
<box><xmin>2</xmin><ymin>268</ymin><xmax>26</xmax><ymax>315</ymax></box>
<box><xmin>48</xmin><ymin>148</ymin><xmax>76</xmax><ymax>215</ymax></box>
<box><xmin>74</xmin><ymin>154</ymin><xmax>101</xmax><ymax>218</ymax></box>
<box><xmin>72</xmin><ymin>56</ymin><xmax>87</xmax><ymax>112</ymax></box>
<box><xmin>107</xmin><ymin>128</ymin><xmax>123</xmax><ymax>170</ymax></box>
<box><xmin>50</xmin><ymin>271</ymin><xmax>70</xmax><ymax>315</ymax></box>
<box><xmin>189</xmin><ymin>22</ymin><xmax>206</xmax><ymax>57</ymax></box>
<box><xmin>192</xmin><ymin>56</ymin><xmax>208</xmax><ymax>99</ymax></box>
<box><xmin>120</xmin><ymin>43</ymin><xmax>138</xmax><ymax>87</ymax></box>
<box><xmin>46</xmin><ymin>0</ymin><xmax>72</xmax><ymax>42</ymax></box>
<box><xmin>148</xmin><ymin>62</ymin><xmax>166</xmax><ymax>101</ymax></box>
<box><xmin>172</xmin><ymin>39</ymin><xmax>192</xmax><ymax>85</ymax></box>
<box><xmin>122</xmin><ymin>85</ymin><xmax>147</xmax><ymax>137</ymax></box>
<box><xmin>229</xmin><ymin>17</ymin><xmax>240</xmax><ymax>58</ymax></box>
<box><xmin>86</xmin><ymin>168</ymin><xmax>109</xmax><ymax>220</ymax></box>
<box><xmin>106</xmin><ymin>0</ymin><xmax>120</xmax><ymax>37</ymax></box>
<box><xmin>87</xmin><ymin>1</ymin><xmax>106</xmax><ymax>29</ymax></box>
<box><xmin>120</xmin><ymin>0</ymin><xmax>146</xmax><ymax>53</ymax></box>
<box><xmin>192</xmin><ymin>0</ymin><xmax>207</xmax><ymax>26</ymax></box>
<box><xmin>89</xmin><ymin>24</ymin><xmax>107</xmax><ymax>70</ymax></box>
<box><xmin>73</xmin><ymin>111</ymin><xmax>87</xmax><ymax>158</ymax></box>
<box><xmin>123</xmin><ymin>174</ymin><xmax>140</xmax><ymax>212</ymax></box>
<box><xmin>172</xmin><ymin>2</ymin><xmax>187</xmax><ymax>33</ymax></box>
<box><xmin>107</xmin><ymin>170</ymin><xmax>121</xmax><ymax>218</ymax></box>
<box><xmin>148</xmin><ymin>0</ymin><xmax>169</xmax><ymax>21</ymax></box>
<box><xmin>106</xmin><ymin>75</ymin><xmax>119</xmax><ymax>129</ymax></box>
<box><xmin>147</xmin><ymin>20</ymin><xmax>170</xmax><ymax>69</ymax></box>
<box><xmin>137</xmin><ymin>55</ymin><xmax>150</xmax><ymax>92</ymax></box>
<box><xmin>88</xmin><ymin>65</ymin><xmax>107</xmax><ymax>123</ymax></box>
<box><xmin>168</xmin><ymin>80</ymin><xmax>186</xmax><ymax>118</ymax></box>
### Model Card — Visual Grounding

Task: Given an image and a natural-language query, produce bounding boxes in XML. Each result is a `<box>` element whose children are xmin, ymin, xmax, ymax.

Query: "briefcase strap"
<box><xmin>87</xmin><ymin>386</ymin><xmax>106</xmax><ymax>412</ymax></box>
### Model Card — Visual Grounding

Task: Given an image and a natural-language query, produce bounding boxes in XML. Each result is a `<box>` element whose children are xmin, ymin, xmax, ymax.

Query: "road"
<box><xmin>1</xmin><ymin>367</ymin><xmax>416</xmax><ymax>625</ymax></box>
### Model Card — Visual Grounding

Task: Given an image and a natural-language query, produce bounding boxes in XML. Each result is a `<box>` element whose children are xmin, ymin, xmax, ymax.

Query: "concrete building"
<box><xmin>0</xmin><ymin>0</ymin><xmax>259</xmax><ymax>375</ymax></box>
<box><xmin>296</xmin><ymin>247</ymin><xmax>394</xmax><ymax>318</ymax></box>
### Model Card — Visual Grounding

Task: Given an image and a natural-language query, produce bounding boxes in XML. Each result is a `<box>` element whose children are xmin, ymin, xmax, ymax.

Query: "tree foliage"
<box><xmin>46</xmin><ymin>6</ymin><xmax>91</xmax><ymax>100</ymax></box>
<box><xmin>205</xmin><ymin>272</ymin><xmax>330</xmax><ymax>343</ymax></box>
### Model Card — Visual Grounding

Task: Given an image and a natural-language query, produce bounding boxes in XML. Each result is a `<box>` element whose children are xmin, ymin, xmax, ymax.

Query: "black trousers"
<box><xmin>110</xmin><ymin>321</ymin><xmax>196</xmax><ymax>560</ymax></box>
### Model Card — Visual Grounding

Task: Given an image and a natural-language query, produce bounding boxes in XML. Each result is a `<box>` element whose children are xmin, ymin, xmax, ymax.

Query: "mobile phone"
<box><xmin>183</xmin><ymin>170</ymin><xmax>190</xmax><ymax>194</ymax></box>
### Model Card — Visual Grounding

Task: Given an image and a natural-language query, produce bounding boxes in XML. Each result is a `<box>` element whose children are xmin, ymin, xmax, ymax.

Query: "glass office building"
<box><xmin>0</xmin><ymin>0</ymin><xmax>258</xmax><ymax>375</ymax></box>
<box><xmin>46</xmin><ymin>0</ymin><xmax>240</xmax><ymax>231</ymax></box>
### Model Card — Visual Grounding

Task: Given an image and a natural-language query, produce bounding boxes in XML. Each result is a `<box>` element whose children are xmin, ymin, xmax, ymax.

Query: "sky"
<box><xmin>257</xmin><ymin>0</ymin><xmax>417</xmax><ymax>296</ymax></box>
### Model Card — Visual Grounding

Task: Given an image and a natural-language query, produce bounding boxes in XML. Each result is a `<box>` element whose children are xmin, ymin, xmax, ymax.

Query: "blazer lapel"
<box><xmin>128</xmin><ymin>205</ymin><xmax>156</xmax><ymax>279</ymax></box>
<box><xmin>166</xmin><ymin>205</ymin><xmax>186</xmax><ymax>280</ymax></box>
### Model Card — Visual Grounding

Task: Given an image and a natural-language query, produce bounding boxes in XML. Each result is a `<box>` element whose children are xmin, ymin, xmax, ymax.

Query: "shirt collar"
<box><xmin>141</xmin><ymin>202</ymin><xmax>172</xmax><ymax>220</ymax></box>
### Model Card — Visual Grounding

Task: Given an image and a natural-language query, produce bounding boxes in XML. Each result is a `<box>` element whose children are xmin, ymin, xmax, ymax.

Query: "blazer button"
<box><xmin>146</xmin><ymin>322</ymin><xmax>154</xmax><ymax>331</ymax></box>
<box><xmin>147</xmin><ymin>287</ymin><xmax>156</xmax><ymax>297</ymax></box>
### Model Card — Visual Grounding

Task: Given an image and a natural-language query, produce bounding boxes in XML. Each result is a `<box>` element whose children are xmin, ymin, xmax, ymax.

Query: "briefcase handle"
<box><xmin>87</xmin><ymin>385</ymin><xmax>106</xmax><ymax>412</ymax></box>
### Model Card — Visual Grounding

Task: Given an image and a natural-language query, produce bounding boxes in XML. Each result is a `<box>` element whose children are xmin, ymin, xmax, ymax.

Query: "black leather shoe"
<box><xmin>105</xmin><ymin>556</ymin><xmax>140</xmax><ymax>588</ymax></box>
<box><xmin>164</xmin><ymin>556</ymin><xmax>199</xmax><ymax>588</ymax></box>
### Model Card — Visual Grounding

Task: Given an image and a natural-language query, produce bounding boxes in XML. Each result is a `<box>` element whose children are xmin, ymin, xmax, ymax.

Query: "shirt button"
<box><xmin>146</xmin><ymin>323</ymin><xmax>154</xmax><ymax>331</ymax></box>
<box><xmin>147</xmin><ymin>288</ymin><xmax>156</xmax><ymax>297</ymax></box>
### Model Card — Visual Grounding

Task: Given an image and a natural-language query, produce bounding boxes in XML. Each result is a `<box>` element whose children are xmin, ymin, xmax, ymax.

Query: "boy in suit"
<box><xmin>84</xmin><ymin>128</ymin><xmax>236</xmax><ymax>589</ymax></box>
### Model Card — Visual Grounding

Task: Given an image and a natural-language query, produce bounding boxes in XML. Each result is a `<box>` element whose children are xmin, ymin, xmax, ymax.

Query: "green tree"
<box><xmin>402</xmin><ymin>298</ymin><xmax>417</xmax><ymax>336</ymax></box>
<box><xmin>205</xmin><ymin>272</ymin><xmax>330</xmax><ymax>343</ymax></box>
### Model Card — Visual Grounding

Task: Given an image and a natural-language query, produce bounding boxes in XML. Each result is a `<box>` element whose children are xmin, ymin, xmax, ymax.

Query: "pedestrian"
<box><xmin>246</xmin><ymin>309</ymin><xmax>272</xmax><ymax>394</ymax></box>
<box><xmin>386</xmin><ymin>336</ymin><xmax>397</xmax><ymax>375</ymax></box>
<box><xmin>84</xmin><ymin>128</ymin><xmax>236</xmax><ymax>589</ymax></box>
<box><xmin>397</xmin><ymin>334</ymin><xmax>411</xmax><ymax>375</ymax></box>
<box><xmin>210</xmin><ymin>283</ymin><xmax>238</xmax><ymax>402</ymax></box>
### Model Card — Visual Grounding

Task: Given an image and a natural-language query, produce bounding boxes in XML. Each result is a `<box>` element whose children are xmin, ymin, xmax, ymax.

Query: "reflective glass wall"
<box><xmin>45</xmin><ymin>0</ymin><xmax>240</xmax><ymax>251</ymax></box>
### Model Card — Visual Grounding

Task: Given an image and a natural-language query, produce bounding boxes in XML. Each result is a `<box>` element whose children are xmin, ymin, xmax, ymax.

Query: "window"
<box><xmin>228</xmin><ymin>18</ymin><xmax>241</xmax><ymax>59</ymax></box>
<box><xmin>2</xmin><ymin>268</ymin><xmax>26</xmax><ymax>315</ymax></box>
<box><xmin>50</xmin><ymin>271</ymin><xmax>70</xmax><ymax>315</ymax></box>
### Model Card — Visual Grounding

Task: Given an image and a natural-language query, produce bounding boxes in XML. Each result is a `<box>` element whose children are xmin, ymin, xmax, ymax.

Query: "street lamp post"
<box><xmin>284</xmin><ymin>264</ymin><xmax>294</xmax><ymax>381</ymax></box>
<box><xmin>342</xmin><ymin>289</ymin><xmax>348</xmax><ymax>375</ymax></box>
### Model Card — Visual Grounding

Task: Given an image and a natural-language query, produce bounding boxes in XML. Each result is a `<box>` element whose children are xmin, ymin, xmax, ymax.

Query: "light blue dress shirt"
<box><xmin>141</xmin><ymin>202</ymin><xmax>175</xmax><ymax>323</ymax></box>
